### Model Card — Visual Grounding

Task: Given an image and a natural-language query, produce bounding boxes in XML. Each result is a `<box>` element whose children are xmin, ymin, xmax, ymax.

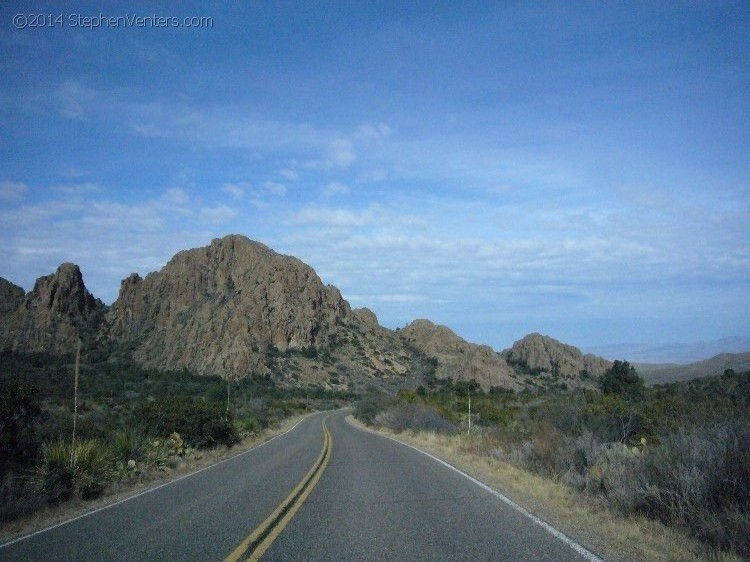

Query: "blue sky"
<box><xmin>1</xmin><ymin>2</ymin><xmax>748</xmax><ymax>357</ymax></box>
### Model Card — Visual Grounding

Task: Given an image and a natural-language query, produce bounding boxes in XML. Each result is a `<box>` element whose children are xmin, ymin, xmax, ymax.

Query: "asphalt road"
<box><xmin>1</xmin><ymin>410</ymin><xmax>600</xmax><ymax>561</ymax></box>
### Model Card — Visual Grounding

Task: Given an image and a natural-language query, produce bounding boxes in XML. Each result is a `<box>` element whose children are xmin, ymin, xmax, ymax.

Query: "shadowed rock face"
<box><xmin>504</xmin><ymin>333</ymin><xmax>611</xmax><ymax>379</ymax></box>
<box><xmin>107</xmin><ymin>235</ymin><xmax>351</xmax><ymax>378</ymax></box>
<box><xmin>0</xmin><ymin>263</ymin><xmax>104</xmax><ymax>354</ymax></box>
<box><xmin>400</xmin><ymin>319</ymin><xmax>521</xmax><ymax>391</ymax></box>
<box><xmin>0</xmin><ymin>278</ymin><xmax>25</xmax><ymax>315</ymax></box>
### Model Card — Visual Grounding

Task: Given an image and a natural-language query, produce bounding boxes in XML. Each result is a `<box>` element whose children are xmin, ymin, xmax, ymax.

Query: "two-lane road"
<box><xmin>1</xmin><ymin>410</ymin><xmax>600</xmax><ymax>561</ymax></box>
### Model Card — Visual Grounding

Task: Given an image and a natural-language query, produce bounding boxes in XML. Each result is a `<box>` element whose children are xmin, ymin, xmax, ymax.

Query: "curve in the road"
<box><xmin>225</xmin><ymin>414</ymin><xmax>333</xmax><ymax>562</ymax></box>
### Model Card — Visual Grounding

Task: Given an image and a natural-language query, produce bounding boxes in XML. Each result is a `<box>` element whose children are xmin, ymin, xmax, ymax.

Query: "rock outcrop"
<box><xmin>504</xmin><ymin>333</ymin><xmax>611</xmax><ymax>379</ymax></box>
<box><xmin>106</xmin><ymin>235</ymin><xmax>351</xmax><ymax>377</ymax></box>
<box><xmin>400</xmin><ymin>319</ymin><xmax>521</xmax><ymax>391</ymax></box>
<box><xmin>0</xmin><ymin>278</ymin><xmax>25</xmax><ymax>315</ymax></box>
<box><xmin>0</xmin><ymin>263</ymin><xmax>104</xmax><ymax>354</ymax></box>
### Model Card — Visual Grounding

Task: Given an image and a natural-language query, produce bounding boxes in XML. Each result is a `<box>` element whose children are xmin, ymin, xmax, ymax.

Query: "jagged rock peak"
<box><xmin>352</xmin><ymin>307</ymin><xmax>379</xmax><ymax>328</ymax></box>
<box><xmin>107</xmin><ymin>234</ymin><xmax>352</xmax><ymax>378</ymax></box>
<box><xmin>505</xmin><ymin>332</ymin><xmax>611</xmax><ymax>378</ymax></box>
<box><xmin>0</xmin><ymin>263</ymin><xmax>104</xmax><ymax>354</ymax></box>
<box><xmin>33</xmin><ymin>263</ymin><xmax>100</xmax><ymax>318</ymax></box>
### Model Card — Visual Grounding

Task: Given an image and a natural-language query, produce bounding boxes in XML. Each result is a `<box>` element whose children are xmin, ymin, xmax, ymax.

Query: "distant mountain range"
<box><xmin>635</xmin><ymin>353</ymin><xmax>750</xmax><ymax>385</ymax></box>
<box><xmin>1</xmin><ymin>234</ymin><xmax>745</xmax><ymax>391</ymax></box>
<box><xmin>587</xmin><ymin>337</ymin><xmax>750</xmax><ymax>364</ymax></box>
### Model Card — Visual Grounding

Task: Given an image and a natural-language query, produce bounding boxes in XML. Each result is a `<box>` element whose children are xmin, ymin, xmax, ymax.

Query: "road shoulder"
<box><xmin>347</xmin><ymin>416</ymin><xmax>724</xmax><ymax>562</ymax></box>
<box><xmin>0</xmin><ymin>414</ymin><xmax>312</xmax><ymax>546</ymax></box>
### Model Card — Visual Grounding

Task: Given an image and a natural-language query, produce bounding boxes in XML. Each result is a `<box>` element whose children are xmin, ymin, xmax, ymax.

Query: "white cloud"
<box><xmin>222</xmin><ymin>183</ymin><xmax>247</xmax><ymax>199</ymax></box>
<box><xmin>162</xmin><ymin>187</ymin><xmax>190</xmax><ymax>206</ymax></box>
<box><xmin>288</xmin><ymin>203</ymin><xmax>426</xmax><ymax>231</ymax></box>
<box><xmin>327</xmin><ymin>139</ymin><xmax>355</xmax><ymax>168</ymax></box>
<box><xmin>0</xmin><ymin>186</ymin><xmax>211</xmax><ymax>302</ymax></box>
<box><xmin>278</xmin><ymin>168</ymin><xmax>299</xmax><ymax>181</ymax></box>
<box><xmin>52</xmin><ymin>182</ymin><xmax>102</xmax><ymax>196</ymax></box>
<box><xmin>200</xmin><ymin>204</ymin><xmax>237</xmax><ymax>225</ymax></box>
<box><xmin>291</xmin><ymin>207</ymin><xmax>373</xmax><ymax>228</ymax></box>
<box><xmin>0</xmin><ymin>180</ymin><xmax>28</xmax><ymax>202</ymax></box>
<box><xmin>323</xmin><ymin>181</ymin><xmax>350</xmax><ymax>197</ymax></box>
<box><xmin>357</xmin><ymin>122</ymin><xmax>393</xmax><ymax>142</ymax></box>
<box><xmin>264</xmin><ymin>181</ymin><xmax>287</xmax><ymax>196</ymax></box>
<box><xmin>355</xmin><ymin>169</ymin><xmax>388</xmax><ymax>184</ymax></box>
<box><xmin>55</xmin><ymin>81</ymin><xmax>97</xmax><ymax>120</ymax></box>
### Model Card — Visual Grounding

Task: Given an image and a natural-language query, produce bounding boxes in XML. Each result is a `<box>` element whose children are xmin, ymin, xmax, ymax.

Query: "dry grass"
<box><xmin>348</xmin><ymin>417</ymin><xmax>741</xmax><ymax>562</ymax></box>
<box><xmin>0</xmin><ymin>414</ymin><xmax>308</xmax><ymax>544</ymax></box>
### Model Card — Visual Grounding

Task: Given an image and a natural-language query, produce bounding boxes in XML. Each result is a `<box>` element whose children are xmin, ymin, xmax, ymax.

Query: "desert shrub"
<box><xmin>375</xmin><ymin>403</ymin><xmax>455</xmax><ymax>434</ymax></box>
<box><xmin>354</xmin><ymin>393</ymin><xmax>391</xmax><ymax>425</ymax></box>
<box><xmin>35</xmin><ymin>439</ymin><xmax>111</xmax><ymax>503</ymax></box>
<box><xmin>516</xmin><ymin>424</ymin><xmax>567</xmax><ymax>476</ymax></box>
<box><xmin>558</xmin><ymin>431</ymin><xmax>599</xmax><ymax>490</ymax></box>
<box><xmin>639</xmin><ymin>423</ymin><xmax>750</xmax><ymax>556</ymax></box>
<box><xmin>0</xmin><ymin>473</ymin><xmax>44</xmax><ymax>521</ymax></box>
<box><xmin>133</xmin><ymin>396</ymin><xmax>239</xmax><ymax>448</ymax></box>
<box><xmin>584</xmin><ymin>442</ymin><xmax>647</xmax><ymax>512</ymax></box>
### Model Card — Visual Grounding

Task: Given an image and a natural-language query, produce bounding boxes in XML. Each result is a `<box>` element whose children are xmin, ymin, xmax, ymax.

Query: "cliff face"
<box><xmin>0</xmin><ymin>263</ymin><xmax>104</xmax><ymax>354</ymax></box>
<box><xmin>400</xmin><ymin>319</ymin><xmax>521</xmax><ymax>391</ymax></box>
<box><xmin>504</xmin><ymin>333</ymin><xmax>611</xmax><ymax>379</ymax></box>
<box><xmin>106</xmin><ymin>235</ymin><xmax>351</xmax><ymax>377</ymax></box>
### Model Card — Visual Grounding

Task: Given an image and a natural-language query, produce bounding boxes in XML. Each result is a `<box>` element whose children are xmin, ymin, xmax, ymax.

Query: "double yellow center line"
<box><xmin>225</xmin><ymin>415</ymin><xmax>333</xmax><ymax>562</ymax></box>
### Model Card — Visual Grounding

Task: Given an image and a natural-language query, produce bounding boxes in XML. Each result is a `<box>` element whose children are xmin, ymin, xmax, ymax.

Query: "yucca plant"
<box><xmin>112</xmin><ymin>431</ymin><xmax>142</xmax><ymax>464</ymax></box>
<box><xmin>36</xmin><ymin>439</ymin><xmax>111</xmax><ymax>503</ymax></box>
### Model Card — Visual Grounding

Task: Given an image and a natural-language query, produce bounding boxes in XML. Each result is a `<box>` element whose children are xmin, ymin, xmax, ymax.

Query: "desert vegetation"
<box><xmin>0</xmin><ymin>349</ymin><xmax>352</xmax><ymax>524</ymax></box>
<box><xmin>355</xmin><ymin>362</ymin><xmax>750</xmax><ymax>559</ymax></box>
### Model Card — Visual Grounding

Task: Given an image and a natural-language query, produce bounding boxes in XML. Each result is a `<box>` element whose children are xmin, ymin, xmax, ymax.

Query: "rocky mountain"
<box><xmin>106</xmin><ymin>235</ymin><xmax>351</xmax><ymax>378</ymax></box>
<box><xmin>1</xmin><ymin>234</ymin><xmax>617</xmax><ymax>393</ymax></box>
<box><xmin>503</xmin><ymin>333</ymin><xmax>611</xmax><ymax>382</ymax></box>
<box><xmin>400</xmin><ymin>319</ymin><xmax>522</xmax><ymax>391</ymax></box>
<box><xmin>0</xmin><ymin>263</ymin><xmax>105</xmax><ymax>354</ymax></box>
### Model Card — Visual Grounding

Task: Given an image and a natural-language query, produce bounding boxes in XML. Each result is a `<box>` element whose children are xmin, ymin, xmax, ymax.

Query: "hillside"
<box><xmin>637</xmin><ymin>352</ymin><xmax>750</xmax><ymax>385</ymax></box>
<box><xmin>400</xmin><ymin>319</ymin><xmax>522</xmax><ymax>391</ymax></box>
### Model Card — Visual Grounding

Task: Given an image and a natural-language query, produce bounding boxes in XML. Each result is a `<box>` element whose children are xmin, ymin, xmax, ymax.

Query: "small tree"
<box><xmin>0</xmin><ymin>379</ymin><xmax>43</xmax><ymax>475</ymax></box>
<box><xmin>599</xmin><ymin>360</ymin><xmax>645</xmax><ymax>400</ymax></box>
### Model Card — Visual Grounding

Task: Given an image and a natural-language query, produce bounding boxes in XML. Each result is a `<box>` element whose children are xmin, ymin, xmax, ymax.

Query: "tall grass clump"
<box><xmin>111</xmin><ymin>430</ymin><xmax>142</xmax><ymax>464</ymax></box>
<box><xmin>35</xmin><ymin>439</ymin><xmax>111</xmax><ymax>503</ymax></box>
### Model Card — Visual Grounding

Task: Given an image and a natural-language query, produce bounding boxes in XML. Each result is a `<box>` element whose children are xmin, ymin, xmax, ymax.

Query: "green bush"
<box><xmin>599</xmin><ymin>360</ymin><xmax>645</xmax><ymax>400</ymax></box>
<box><xmin>237</xmin><ymin>416</ymin><xmax>260</xmax><ymax>434</ymax></box>
<box><xmin>354</xmin><ymin>393</ymin><xmax>391</xmax><ymax>425</ymax></box>
<box><xmin>111</xmin><ymin>430</ymin><xmax>142</xmax><ymax>464</ymax></box>
<box><xmin>133</xmin><ymin>396</ymin><xmax>239</xmax><ymax>448</ymax></box>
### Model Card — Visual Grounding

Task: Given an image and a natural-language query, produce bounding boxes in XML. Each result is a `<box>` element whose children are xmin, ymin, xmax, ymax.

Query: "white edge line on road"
<box><xmin>0</xmin><ymin>413</ymin><xmax>315</xmax><ymax>549</ymax></box>
<box><xmin>351</xmin><ymin>421</ymin><xmax>603</xmax><ymax>562</ymax></box>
